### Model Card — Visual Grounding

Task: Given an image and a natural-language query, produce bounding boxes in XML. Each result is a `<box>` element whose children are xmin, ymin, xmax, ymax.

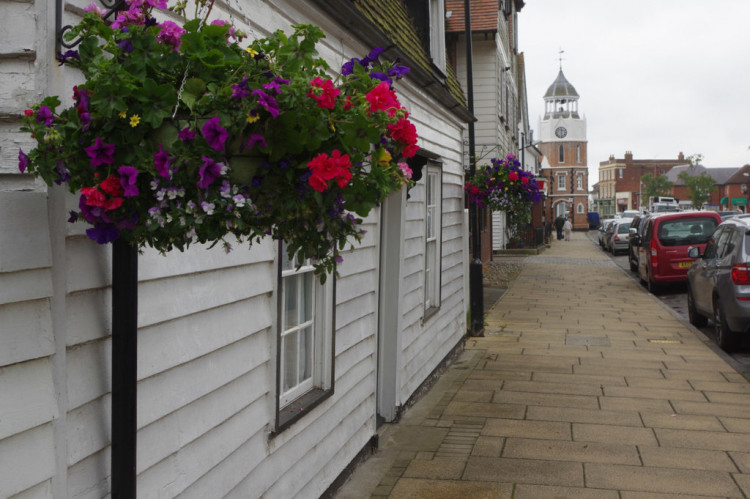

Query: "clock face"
<box><xmin>555</xmin><ymin>127</ymin><xmax>568</xmax><ymax>138</ymax></box>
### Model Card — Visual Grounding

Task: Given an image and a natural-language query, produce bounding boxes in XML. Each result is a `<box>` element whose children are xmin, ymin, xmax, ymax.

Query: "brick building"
<box><xmin>598</xmin><ymin>151</ymin><xmax>688</xmax><ymax>217</ymax></box>
<box><xmin>537</xmin><ymin>68</ymin><xmax>589</xmax><ymax>230</ymax></box>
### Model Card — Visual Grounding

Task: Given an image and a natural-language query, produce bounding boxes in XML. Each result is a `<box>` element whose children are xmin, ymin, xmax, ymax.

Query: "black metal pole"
<box><xmin>465</xmin><ymin>0</ymin><xmax>483</xmax><ymax>336</ymax></box>
<box><xmin>111</xmin><ymin>240</ymin><xmax>138</xmax><ymax>498</ymax></box>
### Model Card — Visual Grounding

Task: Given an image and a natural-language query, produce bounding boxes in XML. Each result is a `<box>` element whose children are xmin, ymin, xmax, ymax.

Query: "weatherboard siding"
<box><xmin>0</xmin><ymin>0</ymin><xmax>467</xmax><ymax>496</ymax></box>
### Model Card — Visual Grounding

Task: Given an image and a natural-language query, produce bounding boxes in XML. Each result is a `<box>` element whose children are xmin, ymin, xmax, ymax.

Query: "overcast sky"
<box><xmin>518</xmin><ymin>0</ymin><xmax>750</xmax><ymax>185</ymax></box>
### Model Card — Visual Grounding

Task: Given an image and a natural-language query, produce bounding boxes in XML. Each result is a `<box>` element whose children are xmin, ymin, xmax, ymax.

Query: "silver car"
<box><xmin>607</xmin><ymin>219</ymin><xmax>633</xmax><ymax>254</ymax></box>
<box><xmin>687</xmin><ymin>217</ymin><xmax>750</xmax><ymax>351</ymax></box>
<box><xmin>598</xmin><ymin>219</ymin><xmax>615</xmax><ymax>248</ymax></box>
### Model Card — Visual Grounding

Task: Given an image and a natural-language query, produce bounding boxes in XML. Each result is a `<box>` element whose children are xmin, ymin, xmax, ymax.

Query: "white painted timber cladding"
<box><xmin>0</xmin><ymin>0</ymin><xmax>467</xmax><ymax>497</ymax></box>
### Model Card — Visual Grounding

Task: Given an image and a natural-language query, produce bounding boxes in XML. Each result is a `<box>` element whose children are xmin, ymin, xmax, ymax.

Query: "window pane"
<box><xmin>285</xmin><ymin>274</ymin><xmax>299</xmax><ymax>328</ymax></box>
<box><xmin>281</xmin><ymin>243</ymin><xmax>293</xmax><ymax>271</ymax></box>
<box><xmin>300</xmin><ymin>326</ymin><xmax>313</xmax><ymax>383</ymax></box>
<box><xmin>302</xmin><ymin>272</ymin><xmax>313</xmax><ymax>322</ymax></box>
<box><xmin>283</xmin><ymin>332</ymin><xmax>298</xmax><ymax>392</ymax></box>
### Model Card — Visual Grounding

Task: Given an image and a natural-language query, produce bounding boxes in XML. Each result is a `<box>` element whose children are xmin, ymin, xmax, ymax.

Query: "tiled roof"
<box><xmin>445</xmin><ymin>0</ymin><xmax>499</xmax><ymax>33</ymax></box>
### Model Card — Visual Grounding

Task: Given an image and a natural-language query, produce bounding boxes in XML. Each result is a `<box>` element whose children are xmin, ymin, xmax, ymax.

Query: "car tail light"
<box><xmin>614</xmin><ymin>235</ymin><xmax>620</xmax><ymax>242</ymax></box>
<box><xmin>651</xmin><ymin>241</ymin><xmax>658</xmax><ymax>266</ymax></box>
<box><xmin>731</xmin><ymin>263</ymin><xmax>750</xmax><ymax>285</ymax></box>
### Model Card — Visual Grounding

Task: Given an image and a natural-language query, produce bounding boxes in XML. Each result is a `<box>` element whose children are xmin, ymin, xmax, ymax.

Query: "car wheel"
<box><xmin>687</xmin><ymin>287</ymin><xmax>707</xmax><ymax>327</ymax></box>
<box><xmin>647</xmin><ymin>271</ymin><xmax>660</xmax><ymax>295</ymax></box>
<box><xmin>714</xmin><ymin>297</ymin><xmax>739</xmax><ymax>352</ymax></box>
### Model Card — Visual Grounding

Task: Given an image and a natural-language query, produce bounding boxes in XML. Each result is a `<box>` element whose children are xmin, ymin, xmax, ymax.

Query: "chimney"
<box><xmin>678</xmin><ymin>152</ymin><xmax>684</xmax><ymax>161</ymax></box>
<box><xmin>624</xmin><ymin>151</ymin><xmax>633</xmax><ymax>160</ymax></box>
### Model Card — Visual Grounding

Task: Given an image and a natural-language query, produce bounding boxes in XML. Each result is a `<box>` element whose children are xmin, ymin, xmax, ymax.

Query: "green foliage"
<box><xmin>640</xmin><ymin>173</ymin><xmax>674</xmax><ymax>199</ymax></box>
<box><xmin>678</xmin><ymin>167</ymin><xmax>717</xmax><ymax>209</ymax></box>
<box><xmin>19</xmin><ymin>1</ymin><xmax>419</xmax><ymax>278</ymax></box>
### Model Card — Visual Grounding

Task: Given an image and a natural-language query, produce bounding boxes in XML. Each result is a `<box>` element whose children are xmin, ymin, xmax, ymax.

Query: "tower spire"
<box><xmin>558</xmin><ymin>48</ymin><xmax>565</xmax><ymax>70</ymax></box>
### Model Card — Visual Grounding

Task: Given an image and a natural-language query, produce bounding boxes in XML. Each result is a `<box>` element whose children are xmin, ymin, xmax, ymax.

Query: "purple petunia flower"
<box><xmin>118</xmin><ymin>38</ymin><xmax>134</xmax><ymax>53</ymax></box>
<box><xmin>341</xmin><ymin>59</ymin><xmax>358</xmax><ymax>75</ymax></box>
<box><xmin>68</xmin><ymin>211</ymin><xmax>79</xmax><ymax>223</ymax></box>
<box><xmin>364</xmin><ymin>47</ymin><xmax>385</xmax><ymax>63</ymax></box>
<box><xmin>85</xmin><ymin>137</ymin><xmax>115</xmax><ymax>167</ymax></box>
<box><xmin>251</xmin><ymin>176</ymin><xmax>262</xmax><ymax>188</ymax></box>
<box><xmin>251</xmin><ymin>90</ymin><xmax>279</xmax><ymax>118</ymax></box>
<box><xmin>56</xmin><ymin>50</ymin><xmax>80</xmax><ymax>66</ymax></box>
<box><xmin>178</xmin><ymin>126</ymin><xmax>195</xmax><ymax>142</ymax></box>
<box><xmin>18</xmin><ymin>149</ymin><xmax>29</xmax><ymax>173</ymax></box>
<box><xmin>36</xmin><ymin>105</ymin><xmax>54</xmax><ymax>126</ymax></box>
<box><xmin>86</xmin><ymin>224</ymin><xmax>120</xmax><ymax>244</ymax></box>
<box><xmin>79</xmin><ymin>112</ymin><xmax>91</xmax><ymax>131</ymax></box>
<box><xmin>245</xmin><ymin>133</ymin><xmax>266</xmax><ymax>150</ymax></box>
<box><xmin>388</xmin><ymin>65</ymin><xmax>410</xmax><ymax>79</ymax></box>
<box><xmin>262</xmin><ymin>77</ymin><xmax>290</xmax><ymax>95</ymax></box>
<box><xmin>153</xmin><ymin>145</ymin><xmax>170</xmax><ymax>178</ymax></box>
<box><xmin>369</xmin><ymin>72</ymin><xmax>392</xmax><ymax>85</ymax></box>
<box><xmin>54</xmin><ymin>160</ymin><xmax>71</xmax><ymax>185</ymax></box>
<box><xmin>232</xmin><ymin>75</ymin><xmax>250</xmax><ymax>99</ymax></box>
<box><xmin>201</xmin><ymin>117</ymin><xmax>229</xmax><ymax>151</ymax></box>
<box><xmin>198</xmin><ymin>156</ymin><xmax>222</xmax><ymax>189</ymax></box>
<box><xmin>118</xmin><ymin>165</ymin><xmax>139</xmax><ymax>197</ymax></box>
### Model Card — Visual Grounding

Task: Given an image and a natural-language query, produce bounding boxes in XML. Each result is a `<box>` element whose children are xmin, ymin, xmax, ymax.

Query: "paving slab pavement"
<box><xmin>334</xmin><ymin>231</ymin><xmax>750</xmax><ymax>498</ymax></box>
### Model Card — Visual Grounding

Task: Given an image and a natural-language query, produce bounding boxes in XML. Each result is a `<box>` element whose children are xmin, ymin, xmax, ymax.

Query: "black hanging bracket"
<box><xmin>55</xmin><ymin>0</ymin><xmax>127</xmax><ymax>54</ymax></box>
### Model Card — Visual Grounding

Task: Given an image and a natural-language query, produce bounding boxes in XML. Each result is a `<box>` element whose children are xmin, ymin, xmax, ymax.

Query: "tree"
<box><xmin>641</xmin><ymin>173</ymin><xmax>673</xmax><ymax>199</ymax></box>
<box><xmin>685</xmin><ymin>153</ymin><xmax>704</xmax><ymax>166</ymax></box>
<box><xmin>678</xmin><ymin>166</ymin><xmax>716</xmax><ymax>209</ymax></box>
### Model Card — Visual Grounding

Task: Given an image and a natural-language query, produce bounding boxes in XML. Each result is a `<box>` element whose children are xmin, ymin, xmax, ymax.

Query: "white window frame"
<box><xmin>619</xmin><ymin>168</ymin><xmax>623</xmax><ymax>178</ymax></box>
<box><xmin>576</xmin><ymin>145</ymin><xmax>581</xmax><ymax>163</ymax></box>
<box><xmin>276</xmin><ymin>243</ymin><xmax>334</xmax><ymax>429</ymax></box>
<box><xmin>557</xmin><ymin>174</ymin><xmax>566</xmax><ymax>190</ymax></box>
<box><xmin>577</xmin><ymin>174</ymin><xmax>583</xmax><ymax>190</ymax></box>
<box><xmin>424</xmin><ymin>165</ymin><xmax>442</xmax><ymax>315</ymax></box>
<box><xmin>577</xmin><ymin>202</ymin><xmax>585</xmax><ymax>214</ymax></box>
<box><xmin>428</xmin><ymin>0</ymin><xmax>446</xmax><ymax>72</ymax></box>
<box><xmin>558</xmin><ymin>145</ymin><xmax>564</xmax><ymax>163</ymax></box>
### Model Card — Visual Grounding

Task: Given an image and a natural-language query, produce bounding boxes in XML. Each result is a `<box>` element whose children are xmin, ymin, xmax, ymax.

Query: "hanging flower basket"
<box><xmin>465</xmin><ymin>154</ymin><xmax>542</xmax><ymax>239</ymax></box>
<box><xmin>19</xmin><ymin>0</ymin><xmax>418</xmax><ymax>278</ymax></box>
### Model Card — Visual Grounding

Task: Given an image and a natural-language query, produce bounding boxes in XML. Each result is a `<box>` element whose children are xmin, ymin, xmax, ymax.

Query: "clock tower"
<box><xmin>537</xmin><ymin>68</ymin><xmax>589</xmax><ymax>230</ymax></box>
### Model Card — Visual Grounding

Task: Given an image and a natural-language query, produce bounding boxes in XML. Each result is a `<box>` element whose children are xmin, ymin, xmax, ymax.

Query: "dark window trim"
<box><xmin>272</xmin><ymin>244</ymin><xmax>337</xmax><ymax>436</ymax></box>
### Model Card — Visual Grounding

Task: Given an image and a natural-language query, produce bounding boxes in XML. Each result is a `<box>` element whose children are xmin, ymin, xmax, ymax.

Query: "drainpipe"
<box><xmin>465</xmin><ymin>0</ymin><xmax>484</xmax><ymax>336</ymax></box>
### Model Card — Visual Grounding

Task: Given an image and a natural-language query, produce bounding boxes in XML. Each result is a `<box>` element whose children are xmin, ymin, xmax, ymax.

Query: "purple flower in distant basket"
<box><xmin>86</xmin><ymin>225</ymin><xmax>120</xmax><ymax>244</ymax></box>
<box><xmin>18</xmin><ymin>149</ymin><xmax>29</xmax><ymax>173</ymax></box>
<box><xmin>252</xmin><ymin>90</ymin><xmax>279</xmax><ymax>118</ymax></box>
<box><xmin>364</xmin><ymin>47</ymin><xmax>385</xmax><ymax>63</ymax></box>
<box><xmin>36</xmin><ymin>105</ymin><xmax>54</xmax><ymax>126</ymax></box>
<box><xmin>245</xmin><ymin>133</ymin><xmax>266</xmax><ymax>150</ymax></box>
<box><xmin>341</xmin><ymin>58</ymin><xmax>359</xmax><ymax>75</ymax></box>
<box><xmin>153</xmin><ymin>145</ymin><xmax>171</xmax><ymax>178</ymax></box>
<box><xmin>85</xmin><ymin>137</ymin><xmax>115</xmax><ymax>167</ymax></box>
<box><xmin>201</xmin><ymin>117</ymin><xmax>229</xmax><ymax>151</ymax></box>
<box><xmin>56</xmin><ymin>50</ymin><xmax>80</xmax><ymax>66</ymax></box>
<box><xmin>198</xmin><ymin>156</ymin><xmax>222</xmax><ymax>189</ymax></box>
<box><xmin>118</xmin><ymin>38</ymin><xmax>134</xmax><ymax>53</ymax></box>
<box><xmin>178</xmin><ymin>127</ymin><xmax>195</xmax><ymax>142</ymax></box>
<box><xmin>79</xmin><ymin>112</ymin><xmax>91</xmax><ymax>131</ymax></box>
<box><xmin>68</xmin><ymin>211</ymin><xmax>79</xmax><ymax>223</ymax></box>
<box><xmin>262</xmin><ymin>77</ymin><xmax>290</xmax><ymax>95</ymax></box>
<box><xmin>369</xmin><ymin>72</ymin><xmax>392</xmax><ymax>85</ymax></box>
<box><xmin>118</xmin><ymin>166</ymin><xmax>139</xmax><ymax>197</ymax></box>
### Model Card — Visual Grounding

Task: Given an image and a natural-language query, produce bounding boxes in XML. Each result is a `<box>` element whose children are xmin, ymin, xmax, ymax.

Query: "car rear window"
<box><xmin>657</xmin><ymin>217</ymin><xmax>718</xmax><ymax>247</ymax></box>
<box><xmin>617</xmin><ymin>224</ymin><xmax>630</xmax><ymax>234</ymax></box>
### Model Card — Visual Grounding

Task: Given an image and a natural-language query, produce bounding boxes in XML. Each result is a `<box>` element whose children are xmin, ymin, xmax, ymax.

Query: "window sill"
<box><xmin>273</xmin><ymin>387</ymin><xmax>333</xmax><ymax>436</ymax></box>
<box><xmin>423</xmin><ymin>305</ymin><xmax>440</xmax><ymax>324</ymax></box>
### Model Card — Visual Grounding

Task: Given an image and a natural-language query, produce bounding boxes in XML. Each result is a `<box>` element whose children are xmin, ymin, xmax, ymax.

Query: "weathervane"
<box><xmin>558</xmin><ymin>48</ymin><xmax>565</xmax><ymax>70</ymax></box>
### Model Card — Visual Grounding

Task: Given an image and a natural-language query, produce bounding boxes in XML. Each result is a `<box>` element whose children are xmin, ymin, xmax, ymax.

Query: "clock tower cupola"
<box><xmin>537</xmin><ymin>64</ymin><xmax>589</xmax><ymax>229</ymax></box>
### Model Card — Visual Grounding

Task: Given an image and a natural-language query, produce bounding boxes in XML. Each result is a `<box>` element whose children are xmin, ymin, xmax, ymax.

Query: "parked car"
<box><xmin>598</xmin><ymin>219</ymin><xmax>615</xmax><ymax>248</ymax></box>
<box><xmin>628</xmin><ymin>213</ymin><xmax>651</xmax><ymax>272</ymax></box>
<box><xmin>607</xmin><ymin>218</ymin><xmax>633</xmax><ymax>254</ymax></box>
<box><xmin>719</xmin><ymin>211</ymin><xmax>740</xmax><ymax>220</ymax></box>
<box><xmin>617</xmin><ymin>209</ymin><xmax>640</xmax><ymax>219</ymax></box>
<box><xmin>686</xmin><ymin>217</ymin><xmax>750</xmax><ymax>351</ymax></box>
<box><xmin>633</xmin><ymin>211</ymin><xmax>722</xmax><ymax>293</ymax></box>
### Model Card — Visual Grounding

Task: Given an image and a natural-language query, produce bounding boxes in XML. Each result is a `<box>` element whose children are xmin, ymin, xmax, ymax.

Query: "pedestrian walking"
<box><xmin>563</xmin><ymin>217</ymin><xmax>572</xmax><ymax>241</ymax></box>
<box><xmin>554</xmin><ymin>215</ymin><xmax>565</xmax><ymax>240</ymax></box>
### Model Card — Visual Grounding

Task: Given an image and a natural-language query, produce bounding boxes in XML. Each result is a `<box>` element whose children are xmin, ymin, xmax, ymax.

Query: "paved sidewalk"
<box><xmin>335</xmin><ymin>231</ymin><xmax>750</xmax><ymax>498</ymax></box>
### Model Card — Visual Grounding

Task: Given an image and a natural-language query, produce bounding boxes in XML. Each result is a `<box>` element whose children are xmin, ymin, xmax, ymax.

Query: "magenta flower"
<box><xmin>232</xmin><ymin>76</ymin><xmax>250</xmax><ymax>99</ymax></box>
<box><xmin>198</xmin><ymin>156</ymin><xmax>222</xmax><ymax>189</ymax></box>
<box><xmin>201</xmin><ymin>117</ymin><xmax>229</xmax><ymax>151</ymax></box>
<box><xmin>245</xmin><ymin>133</ymin><xmax>267</xmax><ymax>150</ymax></box>
<box><xmin>36</xmin><ymin>105</ymin><xmax>54</xmax><ymax>126</ymax></box>
<box><xmin>252</xmin><ymin>90</ymin><xmax>279</xmax><ymax>118</ymax></box>
<box><xmin>18</xmin><ymin>149</ymin><xmax>29</xmax><ymax>173</ymax></box>
<box><xmin>85</xmin><ymin>137</ymin><xmax>115</xmax><ymax>167</ymax></box>
<box><xmin>157</xmin><ymin>20</ymin><xmax>185</xmax><ymax>50</ymax></box>
<box><xmin>178</xmin><ymin>127</ymin><xmax>195</xmax><ymax>142</ymax></box>
<box><xmin>153</xmin><ymin>145</ymin><xmax>171</xmax><ymax>178</ymax></box>
<box><xmin>118</xmin><ymin>166</ymin><xmax>139</xmax><ymax>197</ymax></box>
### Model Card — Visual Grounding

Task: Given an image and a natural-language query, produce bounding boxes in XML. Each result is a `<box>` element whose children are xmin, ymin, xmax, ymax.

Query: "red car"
<box><xmin>633</xmin><ymin>211</ymin><xmax>722</xmax><ymax>293</ymax></box>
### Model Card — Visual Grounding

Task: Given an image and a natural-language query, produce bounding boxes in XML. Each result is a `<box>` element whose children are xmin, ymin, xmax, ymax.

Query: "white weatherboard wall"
<box><xmin>0</xmin><ymin>0</ymin><xmax>467</xmax><ymax>497</ymax></box>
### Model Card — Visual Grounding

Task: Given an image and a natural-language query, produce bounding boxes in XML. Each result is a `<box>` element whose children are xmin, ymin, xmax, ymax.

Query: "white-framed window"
<box><xmin>577</xmin><ymin>174</ymin><xmax>583</xmax><ymax>190</ymax></box>
<box><xmin>577</xmin><ymin>202</ymin><xmax>585</xmax><ymax>214</ymax></box>
<box><xmin>618</xmin><ymin>168</ymin><xmax>623</xmax><ymax>178</ymax></box>
<box><xmin>576</xmin><ymin>145</ymin><xmax>581</xmax><ymax>163</ymax></box>
<box><xmin>428</xmin><ymin>0</ymin><xmax>446</xmax><ymax>72</ymax></box>
<box><xmin>276</xmin><ymin>243</ymin><xmax>334</xmax><ymax>429</ymax></box>
<box><xmin>557</xmin><ymin>174</ymin><xmax>565</xmax><ymax>190</ymax></box>
<box><xmin>424</xmin><ymin>165</ymin><xmax>442</xmax><ymax>314</ymax></box>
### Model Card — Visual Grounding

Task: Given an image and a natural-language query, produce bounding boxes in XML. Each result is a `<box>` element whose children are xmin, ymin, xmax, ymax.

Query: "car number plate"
<box><xmin>678</xmin><ymin>261</ymin><xmax>693</xmax><ymax>268</ymax></box>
